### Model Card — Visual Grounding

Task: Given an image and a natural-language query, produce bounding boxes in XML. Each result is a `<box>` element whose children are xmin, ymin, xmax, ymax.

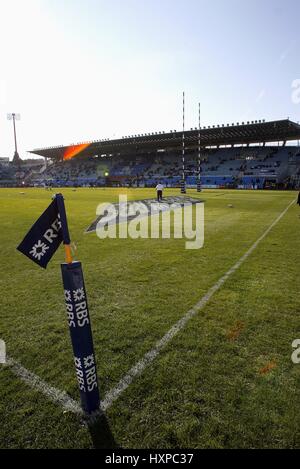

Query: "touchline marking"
<box><xmin>3</xmin><ymin>199</ymin><xmax>295</xmax><ymax>418</ymax></box>
<box><xmin>99</xmin><ymin>199</ymin><xmax>295</xmax><ymax>412</ymax></box>
<box><xmin>5</xmin><ymin>357</ymin><xmax>84</xmax><ymax>417</ymax></box>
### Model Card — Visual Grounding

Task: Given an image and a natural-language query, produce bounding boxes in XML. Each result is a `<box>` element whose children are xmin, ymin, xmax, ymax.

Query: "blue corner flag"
<box><xmin>17</xmin><ymin>199</ymin><xmax>63</xmax><ymax>269</ymax></box>
<box><xmin>17</xmin><ymin>194</ymin><xmax>101</xmax><ymax>415</ymax></box>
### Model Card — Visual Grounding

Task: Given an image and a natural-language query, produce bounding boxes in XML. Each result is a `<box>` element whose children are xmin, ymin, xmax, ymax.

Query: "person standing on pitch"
<box><xmin>297</xmin><ymin>190</ymin><xmax>300</xmax><ymax>207</ymax></box>
<box><xmin>156</xmin><ymin>182</ymin><xmax>164</xmax><ymax>202</ymax></box>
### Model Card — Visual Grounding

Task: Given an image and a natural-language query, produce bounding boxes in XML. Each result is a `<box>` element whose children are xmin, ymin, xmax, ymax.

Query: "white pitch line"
<box><xmin>3</xmin><ymin>199</ymin><xmax>295</xmax><ymax>418</ymax></box>
<box><xmin>100</xmin><ymin>199</ymin><xmax>295</xmax><ymax>411</ymax></box>
<box><xmin>5</xmin><ymin>357</ymin><xmax>84</xmax><ymax>417</ymax></box>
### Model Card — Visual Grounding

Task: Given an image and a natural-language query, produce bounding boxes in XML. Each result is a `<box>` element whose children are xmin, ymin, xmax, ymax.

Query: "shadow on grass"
<box><xmin>88</xmin><ymin>413</ymin><xmax>120</xmax><ymax>449</ymax></box>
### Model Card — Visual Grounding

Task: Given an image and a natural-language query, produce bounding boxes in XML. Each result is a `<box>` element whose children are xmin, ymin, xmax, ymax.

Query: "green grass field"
<box><xmin>0</xmin><ymin>187</ymin><xmax>300</xmax><ymax>449</ymax></box>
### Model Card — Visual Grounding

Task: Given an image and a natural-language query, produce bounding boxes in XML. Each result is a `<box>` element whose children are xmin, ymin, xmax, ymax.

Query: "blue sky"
<box><xmin>0</xmin><ymin>0</ymin><xmax>300</xmax><ymax>158</ymax></box>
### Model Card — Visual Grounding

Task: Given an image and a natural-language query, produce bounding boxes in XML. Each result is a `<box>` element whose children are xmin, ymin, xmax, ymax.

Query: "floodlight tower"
<box><xmin>7</xmin><ymin>113</ymin><xmax>21</xmax><ymax>163</ymax></box>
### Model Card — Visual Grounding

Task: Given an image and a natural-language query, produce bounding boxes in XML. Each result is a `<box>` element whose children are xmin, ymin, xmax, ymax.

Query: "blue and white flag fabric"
<box><xmin>17</xmin><ymin>199</ymin><xmax>63</xmax><ymax>269</ymax></box>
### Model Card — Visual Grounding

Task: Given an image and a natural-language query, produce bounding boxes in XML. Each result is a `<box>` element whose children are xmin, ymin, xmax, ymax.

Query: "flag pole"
<box><xmin>55</xmin><ymin>193</ymin><xmax>73</xmax><ymax>264</ymax></box>
<box><xmin>17</xmin><ymin>193</ymin><xmax>100</xmax><ymax>415</ymax></box>
<box><xmin>55</xmin><ymin>193</ymin><xmax>100</xmax><ymax>415</ymax></box>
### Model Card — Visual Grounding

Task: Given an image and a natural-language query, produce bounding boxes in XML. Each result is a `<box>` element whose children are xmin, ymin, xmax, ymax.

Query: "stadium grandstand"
<box><xmin>2</xmin><ymin>119</ymin><xmax>300</xmax><ymax>189</ymax></box>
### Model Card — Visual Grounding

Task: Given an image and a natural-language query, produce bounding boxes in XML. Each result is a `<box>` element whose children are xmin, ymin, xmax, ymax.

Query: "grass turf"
<box><xmin>0</xmin><ymin>188</ymin><xmax>299</xmax><ymax>448</ymax></box>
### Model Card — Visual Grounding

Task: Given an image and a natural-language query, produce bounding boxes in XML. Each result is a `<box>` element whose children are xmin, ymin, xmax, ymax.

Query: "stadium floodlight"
<box><xmin>7</xmin><ymin>113</ymin><xmax>21</xmax><ymax>163</ymax></box>
<box><xmin>7</xmin><ymin>113</ymin><xmax>20</xmax><ymax>121</ymax></box>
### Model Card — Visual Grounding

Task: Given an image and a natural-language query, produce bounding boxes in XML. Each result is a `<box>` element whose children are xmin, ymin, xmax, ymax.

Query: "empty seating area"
<box><xmin>1</xmin><ymin>145</ymin><xmax>299</xmax><ymax>188</ymax></box>
<box><xmin>0</xmin><ymin>164</ymin><xmax>16</xmax><ymax>187</ymax></box>
<box><xmin>31</xmin><ymin>159</ymin><xmax>106</xmax><ymax>186</ymax></box>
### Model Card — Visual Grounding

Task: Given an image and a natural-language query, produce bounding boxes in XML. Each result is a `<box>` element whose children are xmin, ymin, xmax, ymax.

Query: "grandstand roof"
<box><xmin>29</xmin><ymin>119</ymin><xmax>300</xmax><ymax>160</ymax></box>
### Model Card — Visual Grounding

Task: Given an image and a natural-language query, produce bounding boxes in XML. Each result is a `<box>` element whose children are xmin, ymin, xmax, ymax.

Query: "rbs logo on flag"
<box><xmin>17</xmin><ymin>199</ymin><xmax>63</xmax><ymax>269</ymax></box>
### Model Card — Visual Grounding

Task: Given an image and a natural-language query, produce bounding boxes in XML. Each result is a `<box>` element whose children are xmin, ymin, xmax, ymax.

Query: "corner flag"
<box><xmin>17</xmin><ymin>199</ymin><xmax>63</xmax><ymax>269</ymax></box>
<box><xmin>17</xmin><ymin>194</ymin><xmax>100</xmax><ymax>415</ymax></box>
